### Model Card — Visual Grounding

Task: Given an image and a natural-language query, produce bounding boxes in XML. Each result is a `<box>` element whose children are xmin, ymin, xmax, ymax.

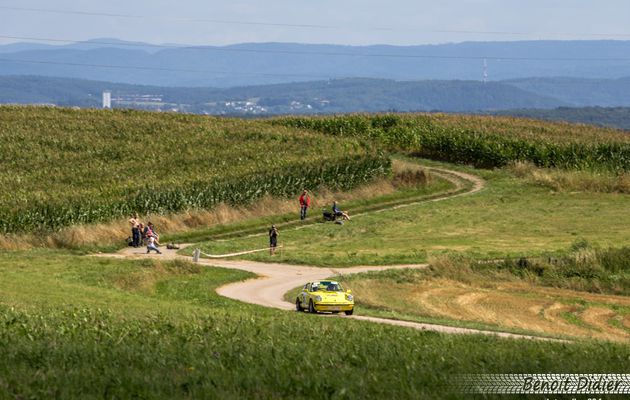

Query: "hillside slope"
<box><xmin>505</xmin><ymin>77</ymin><xmax>630</xmax><ymax>106</ymax></box>
<box><xmin>0</xmin><ymin>75</ymin><xmax>566</xmax><ymax>113</ymax></box>
<box><xmin>0</xmin><ymin>106</ymin><xmax>388</xmax><ymax>233</ymax></box>
<box><xmin>2</xmin><ymin>40</ymin><xmax>630</xmax><ymax>86</ymax></box>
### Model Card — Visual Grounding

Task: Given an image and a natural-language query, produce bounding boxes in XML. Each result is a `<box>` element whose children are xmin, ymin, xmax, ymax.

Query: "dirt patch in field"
<box><xmin>351</xmin><ymin>278</ymin><xmax>630</xmax><ymax>341</ymax></box>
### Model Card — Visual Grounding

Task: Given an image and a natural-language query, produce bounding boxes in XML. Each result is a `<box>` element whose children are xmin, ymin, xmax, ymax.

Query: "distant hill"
<box><xmin>493</xmin><ymin>107</ymin><xmax>630</xmax><ymax>131</ymax></box>
<box><xmin>1</xmin><ymin>40</ymin><xmax>630</xmax><ymax>87</ymax></box>
<box><xmin>0</xmin><ymin>75</ymin><xmax>566</xmax><ymax>113</ymax></box>
<box><xmin>505</xmin><ymin>77</ymin><xmax>630</xmax><ymax>107</ymax></box>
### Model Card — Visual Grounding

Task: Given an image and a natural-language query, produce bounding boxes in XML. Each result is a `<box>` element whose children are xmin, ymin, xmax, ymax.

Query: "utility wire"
<box><xmin>0</xmin><ymin>57</ymin><xmax>336</xmax><ymax>79</ymax></box>
<box><xmin>0</xmin><ymin>6</ymin><xmax>336</xmax><ymax>29</ymax></box>
<box><xmin>2</xmin><ymin>5</ymin><xmax>630</xmax><ymax>38</ymax></box>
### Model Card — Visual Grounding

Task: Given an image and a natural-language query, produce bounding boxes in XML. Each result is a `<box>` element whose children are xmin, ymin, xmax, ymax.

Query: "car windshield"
<box><xmin>324</xmin><ymin>282</ymin><xmax>343</xmax><ymax>292</ymax></box>
<box><xmin>310</xmin><ymin>281</ymin><xmax>344</xmax><ymax>292</ymax></box>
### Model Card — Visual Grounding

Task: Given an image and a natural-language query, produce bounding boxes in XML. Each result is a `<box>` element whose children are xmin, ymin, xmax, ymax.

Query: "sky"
<box><xmin>1</xmin><ymin>0</ymin><xmax>630</xmax><ymax>47</ymax></box>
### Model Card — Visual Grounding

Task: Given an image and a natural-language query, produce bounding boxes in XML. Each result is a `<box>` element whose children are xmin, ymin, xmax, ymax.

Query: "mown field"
<box><xmin>191</xmin><ymin>159</ymin><xmax>630</xmax><ymax>267</ymax></box>
<box><xmin>336</xmin><ymin>245</ymin><xmax>630</xmax><ymax>342</ymax></box>
<box><xmin>0</xmin><ymin>106</ymin><xmax>388</xmax><ymax>234</ymax></box>
<box><xmin>195</xmin><ymin>157</ymin><xmax>630</xmax><ymax>343</ymax></box>
<box><xmin>1</xmin><ymin>250</ymin><xmax>630</xmax><ymax>399</ymax></box>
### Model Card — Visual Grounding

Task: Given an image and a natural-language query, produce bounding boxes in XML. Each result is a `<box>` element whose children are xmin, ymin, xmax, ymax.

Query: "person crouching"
<box><xmin>147</xmin><ymin>234</ymin><xmax>162</xmax><ymax>254</ymax></box>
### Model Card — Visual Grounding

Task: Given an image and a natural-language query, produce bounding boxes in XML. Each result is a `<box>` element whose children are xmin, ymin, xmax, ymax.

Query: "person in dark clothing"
<box><xmin>299</xmin><ymin>189</ymin><xmax>311</xmax><ymax>220</ymax></box>
<box><xmin>332</xmin><ymin>201</ymin><xmax>350</xmax><ymax>221</ymax></box>
<box><xmin>129</xmin><ymin>213</ymin><xmax>140</xmax><ymax>247</ymax></box>
<box><xmin>269</xmin><ymin>224</ymin><xmax>279</xmax><ymax>255</ymax></box>
<box><xmin>138</xmin><ymin>222</ymin><xmax>146</xmax><ymax>245</ymax></box>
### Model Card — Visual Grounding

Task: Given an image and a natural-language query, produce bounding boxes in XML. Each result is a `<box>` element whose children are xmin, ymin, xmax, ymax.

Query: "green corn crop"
<box><xmin>0</xmin><ymin>106</ymin><xmax>390</xmax><ymax>233</ymax></box>
<box><xmin>273</xmin><ymin>114</ymin><xmax>630</xmax><ymax>172</ymax></box>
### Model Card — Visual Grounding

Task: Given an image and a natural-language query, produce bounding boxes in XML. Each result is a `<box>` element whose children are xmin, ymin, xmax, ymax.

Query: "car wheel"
<box><xmin>308</xmin><ymin>300</ymin><xmax>316</xmax><ymax>314</ymax></box>
<box><xmin>295</xmin><ymin>298</ymin><xmax>303</xmax><ymax>312</ymax></box>
<box><xmin>344</xmin><ymin>309</ymin><xmax>354</xmax><ymax>316</ymax></box>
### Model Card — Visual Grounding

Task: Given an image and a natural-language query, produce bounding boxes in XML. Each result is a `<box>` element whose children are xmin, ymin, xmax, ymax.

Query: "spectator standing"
<box><xmin>138</xmin><ymin>223</ymin><xmax>146</xmax><ymax>245</ymax></box>
<box><xmin>129</xmin><ymin>213</ymin><xmax>140</xmax><ymax>247</ymax></box>
<box><xmin>299</xmin><ymin>189</ymin><xmax>311</xmax><ymax>220</ymax></box>
<box><xmin>269</xmin><ymin>224</ymin><xmax>279</xmax><ymax>255</ymax></box>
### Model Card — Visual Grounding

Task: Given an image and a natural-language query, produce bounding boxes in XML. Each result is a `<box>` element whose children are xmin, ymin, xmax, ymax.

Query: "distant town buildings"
<box><xmin>97</xmin><ymin>91</ymin><xmax>329</xmax><ymax>115</ymax></box>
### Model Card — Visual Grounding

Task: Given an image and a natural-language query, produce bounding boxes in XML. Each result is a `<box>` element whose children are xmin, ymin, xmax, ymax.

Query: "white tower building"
<box><xmin>102</xmin><ymin>91</ymin><xmax>112</xmax><ymax>109</ymax></box>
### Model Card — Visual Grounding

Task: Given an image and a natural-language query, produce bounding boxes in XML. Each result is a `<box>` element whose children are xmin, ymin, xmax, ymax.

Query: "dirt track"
<box><xmin>109</xmin><ymin>167</ymin><xmax>563</xmax><ymax>342</ymax></box>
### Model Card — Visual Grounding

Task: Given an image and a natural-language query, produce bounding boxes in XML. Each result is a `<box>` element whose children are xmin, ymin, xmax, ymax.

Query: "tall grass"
<box><xmin>509</xmin><ymin>161</ymin><xmax>630</xmax><ymax>193</ymax></box>
<box><xmin>341</xmin><ymin>242</ymin><xmax>630</xmax><ymax>296</ymax></box>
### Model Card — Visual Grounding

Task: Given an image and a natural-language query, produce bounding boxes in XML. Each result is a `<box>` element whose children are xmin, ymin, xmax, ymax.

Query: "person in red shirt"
<box><xmin>299</xmin><ymin>189</ymin><xmax>311</xmax><ymax>220</ymax></box>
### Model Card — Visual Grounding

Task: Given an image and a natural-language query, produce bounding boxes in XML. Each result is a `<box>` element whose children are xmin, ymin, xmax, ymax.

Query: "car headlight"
<box><xmin>346</xmin><ymin>294</ymin><xmax>354</xmax><ymax>301</ymax></box>
<box><xmin>315</xmin><ymin>295</ymin><xmax>322</xmax><ymax>302</ymax></box>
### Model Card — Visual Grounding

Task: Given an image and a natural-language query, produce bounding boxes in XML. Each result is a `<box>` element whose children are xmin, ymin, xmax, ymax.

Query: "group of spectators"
<box><xmin>299</xmin><ymin>189</ymin><xmax>350</xmax><ymax>221</ymax></box>
<box><xmin>128</xmin><ymin>214</ymin><xmax>162</xmax><ymax>254</ymax></box>
<box><xmin>269</xmin><ymin>189</ymin><xmax>351</xmax><ymax>255</ymax></box>
<box><xmin>129</xmin><ymin>189</ymin><xmax>350</xmax><ymax>257</ymax></box>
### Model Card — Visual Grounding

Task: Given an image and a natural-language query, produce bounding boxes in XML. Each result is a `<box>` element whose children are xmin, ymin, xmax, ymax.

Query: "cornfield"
<box><xmin>273</xmin><ymin>114</ymin><xmax>630</xmax><ymax>172</ymax></box>
<box><xmin>0</xmin><ymin>106</ymin><xmax>389</xmax><ymax>233</ymax></box>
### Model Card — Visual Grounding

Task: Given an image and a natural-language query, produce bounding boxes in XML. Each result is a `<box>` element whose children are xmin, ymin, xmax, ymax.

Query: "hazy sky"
<box><xmin>1</xmin><ymin>0</ymin><xmax>630</xmax><ymax>46</ymax></box>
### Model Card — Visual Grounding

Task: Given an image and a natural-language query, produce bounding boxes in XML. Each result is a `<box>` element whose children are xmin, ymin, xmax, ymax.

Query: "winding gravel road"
<box><xmin>107</xmin><ymin>167</ymin><xmax>562</xmax><ymax>342</ymax></box>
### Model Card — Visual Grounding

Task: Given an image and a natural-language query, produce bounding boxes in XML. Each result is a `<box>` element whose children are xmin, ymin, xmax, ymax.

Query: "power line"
<box><xmin>0</xmin><ymin>57</ymin><xmax>335</xmax><ymax>79</ymax></box>
<box><xmin>2</xmin><ymin>34</ymin><xmax>630</xmax><ymax>62</ymax></box>
<box><xmin>0</xmin><ymin>6</ymin><xmax>336</xmax><ymax>29</ymax></box>
<box><xmin>1</xmin><ymin>58</ymin><xmax>629</xmax><ymax>83</ymax></box>
<box><xmin>2</xmin><ymin>5</ymin><xmax>630</xmax><ymax>38</ymax></box>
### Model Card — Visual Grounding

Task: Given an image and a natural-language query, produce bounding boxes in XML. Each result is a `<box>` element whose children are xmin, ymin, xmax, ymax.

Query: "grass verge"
<box><xmin>2</xmin><ymin>250</ymin><xmax>630</xmax><ymax>399</ymax></box>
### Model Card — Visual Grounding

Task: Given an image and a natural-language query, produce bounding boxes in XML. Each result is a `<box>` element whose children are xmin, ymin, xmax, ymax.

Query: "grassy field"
<box><xmin>6</xmin><ymin>108</ymin><xmax>630</xmax><ymax>398</ymax></box>
<box><xmin>190</xmin><ymin>158</ymin><xmax>630</xmax><ymax>267</ymax></box>
<box><xmin>336</xmin><ymin>253</ymin><xmax>630</xmax><ymax>342</ymax></box>
<box><xmin>186</xmin><ymin>160</ymin><xmax>463</xmax><ymax>265</ymax></box>
<box><xmin>165</xmin><ymin>158</ymin><xmax>454</xmax><ymax>245</ymax></box>
<box><xmin>0</xmin><ymin>106</ymin><xmax>388</xmax><ymax>234</ymax></box>
<box><xmin>2</xmin><ymin>250</ymin><xmax>630</xmax><ymax>399</ymax></box>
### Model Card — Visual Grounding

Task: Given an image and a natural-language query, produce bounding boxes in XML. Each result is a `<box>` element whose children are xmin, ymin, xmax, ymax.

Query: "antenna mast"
<box><xmin>483</xmin><ymin>58</ymin><xmax>488</xmax><ymax>83</ymax></box>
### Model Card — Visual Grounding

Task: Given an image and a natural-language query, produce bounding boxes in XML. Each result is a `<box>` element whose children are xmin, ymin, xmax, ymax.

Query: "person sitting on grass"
<box><xmin>146</xmin><ymin>234</ymin><xmax>162</xmax><ymax>254</ymax></box>
<box><xmin>332</xmin><ymin>201</ymin><xmax>350</xmax><ymax>221</ymax></box>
